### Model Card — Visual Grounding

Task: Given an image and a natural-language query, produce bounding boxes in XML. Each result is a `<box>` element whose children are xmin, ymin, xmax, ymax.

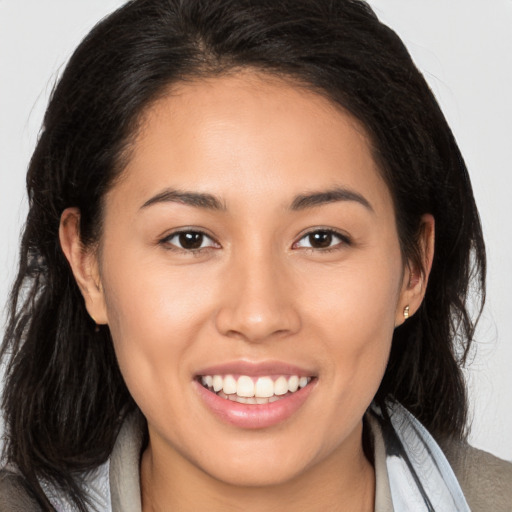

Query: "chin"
<box><xmin>203</xmin><ymin>459</ymin><xmax>308</xmax><ymax>488</ymax></box>
<box><xmin>189</xmin><ymin>433</ymin><xmax>322</xmax><ymax>488</ymax></box>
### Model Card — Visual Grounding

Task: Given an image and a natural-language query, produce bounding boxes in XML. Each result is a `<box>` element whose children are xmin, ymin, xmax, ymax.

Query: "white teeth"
<box><xmin>223</xmin><ymin>375</ymin><xmax>237</xmax><ymax>395</ymax></box>
<box><xmin>288</xmin><ymin>375</ymin><xmax>299</xmax><ymax>392</ymax></box>
<box><xmin>237</xmin><ymin>376</ymin><xmax>255</xmax><ymax>397</ymax></box>
<box><xmin>213</xmin><ymin>375</ymin><xmax>223</xmax><ymax>392</ymax></box>
<box><xmin>201</xmin><ymin>373</ymin><xmax>312</xmax><ymax>402</ymax></box>
<box><xmin>255</xmin><ymin>377</ymin><xmax>274</xmax><ymax>397</ymax></box>
<box><xmin>274</xmin><ymin>376</ymin><xmax>289</xmax><ymax>396</ymax></box>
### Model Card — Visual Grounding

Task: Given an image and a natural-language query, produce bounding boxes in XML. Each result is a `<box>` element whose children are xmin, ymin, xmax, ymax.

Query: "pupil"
<box><xmin>309</xmin><ymin>231</ymin><xmax>332</xmax><ymax>248</ymax></box>
<box><xmin>179</xmin><ymin>232</ymin><xmax>203</xmax><ymax>249</ymax></box>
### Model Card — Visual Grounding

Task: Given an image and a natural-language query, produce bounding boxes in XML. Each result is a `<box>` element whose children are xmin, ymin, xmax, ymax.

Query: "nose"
<box><xmin>214</xmin><ymin>251</ymin><xmax>301</xmax><ymax>343</ymax></box>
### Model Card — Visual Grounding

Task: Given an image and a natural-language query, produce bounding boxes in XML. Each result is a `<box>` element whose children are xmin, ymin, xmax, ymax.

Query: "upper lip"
<box><xmin>195</xmin><ymin>360</ymin><xmax>317</xmax><ymax>378</ymax></box>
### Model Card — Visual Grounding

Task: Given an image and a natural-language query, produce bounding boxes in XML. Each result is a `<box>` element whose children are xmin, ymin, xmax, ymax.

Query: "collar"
<box><xmin>108</xmin><ymin>411</ymin><xmax>394</xmax><ymax>512</ymax></box>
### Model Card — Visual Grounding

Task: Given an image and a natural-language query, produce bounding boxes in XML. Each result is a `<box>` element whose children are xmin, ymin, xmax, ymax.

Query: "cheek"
<box><xmin>301</xmin><ymin>253</ymin><xmax>401</xmax><ymax>399</ymax></box>
<box><xmin>99</xmin><ymin>253</ymin><xmax>219</xmax><ymax>407</ymax></box>
<box><xmin>103</xmin><ymin>247</ymin><xmax>216</xmax><ymax>336</ymax></box>
<box><xmin>303</xmin><ymin>250</ymin><xmax>402</xmax><ymax>331</ymax></box>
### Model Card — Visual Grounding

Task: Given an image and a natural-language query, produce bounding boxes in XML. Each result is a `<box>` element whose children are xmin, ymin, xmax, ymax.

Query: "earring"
<box><xmin>403</xmin><ymin>305</ymin><xmax>410</xmax><ymax>319</ymax></box>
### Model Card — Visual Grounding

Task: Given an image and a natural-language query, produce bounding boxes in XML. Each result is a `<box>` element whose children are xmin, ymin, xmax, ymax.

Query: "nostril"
<box><xmin>215</xmin><ymin>305</ymin><xmax>301</xmax><ymax>344</ymax></box>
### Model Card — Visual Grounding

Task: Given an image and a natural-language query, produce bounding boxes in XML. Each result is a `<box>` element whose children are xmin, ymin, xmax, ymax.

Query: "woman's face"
<box><xmin>84</xmin><ymin>73</ymin><xmax>416</xmax><ymax>485</ymax></box>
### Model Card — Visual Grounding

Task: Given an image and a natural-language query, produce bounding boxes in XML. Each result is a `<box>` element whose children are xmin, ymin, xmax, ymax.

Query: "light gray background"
<box><xmin>1</xmin><ymin>1</ymin><xmax>511</xmax><ymax>460</ymax></box>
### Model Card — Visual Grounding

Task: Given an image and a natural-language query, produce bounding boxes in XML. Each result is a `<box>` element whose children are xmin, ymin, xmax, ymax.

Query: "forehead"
<box><xmin>110</xmin><ymin>71</ymin><xmax>393</xmax><ymax>216</ymax></box>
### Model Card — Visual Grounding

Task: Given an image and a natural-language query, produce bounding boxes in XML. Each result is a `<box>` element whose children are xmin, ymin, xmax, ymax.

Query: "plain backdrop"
<box><xmin>1</xmin><ymin>0</ymin><xmax>511</xmax><ymax>461</ymax></box>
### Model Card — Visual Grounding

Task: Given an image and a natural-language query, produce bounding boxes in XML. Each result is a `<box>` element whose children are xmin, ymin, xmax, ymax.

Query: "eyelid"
<box><xmin>293</xmin><ymin>228</ymin><xmax>351</xmax><ymax>250</ymax></box>
<box><xmin>159</xmin><ymin>228</ymin><xmax>221</xmax><ymax>252</ymax></box>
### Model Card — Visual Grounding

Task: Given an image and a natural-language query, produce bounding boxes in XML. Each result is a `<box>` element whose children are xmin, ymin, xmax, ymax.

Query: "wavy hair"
<box><xmin>1</xmin><ymin>0</ymin><xmax>485</xmax><ymax>509</ymax></box>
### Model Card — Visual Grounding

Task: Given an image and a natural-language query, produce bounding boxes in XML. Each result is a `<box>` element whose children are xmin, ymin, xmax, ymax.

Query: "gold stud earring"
<box><xmin>403</xmin><ymin>305</ymin><xmax>410</xmax><ymax>319</ymax></box>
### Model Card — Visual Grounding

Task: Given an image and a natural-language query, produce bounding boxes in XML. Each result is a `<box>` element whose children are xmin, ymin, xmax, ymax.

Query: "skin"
<box><xmin>60</xmin><ymin>72</ymin><xmax>434</xmax><ymax>512</ymax></box>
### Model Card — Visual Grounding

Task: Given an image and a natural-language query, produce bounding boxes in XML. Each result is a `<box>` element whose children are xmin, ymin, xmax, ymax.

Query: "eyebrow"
<box><xmin>140</xmin><ymin>186</ymin><xmax>373</xmax><ymax>213</ymax></box>
<box><xmin>290</xmin><ymin>187</ymin><xmax>374</xmax><ymax>212</ymax></box>
<box><xmin>140</xmin><ymin>189</ymin><xmax>226</xmax><ymax>211</ymax></box>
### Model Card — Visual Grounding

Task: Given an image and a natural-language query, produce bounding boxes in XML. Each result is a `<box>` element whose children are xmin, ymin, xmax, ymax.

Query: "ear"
<box><xmin>59</xmin><ymin>207</ymin><xmax>108</xmax><ymax>325</ymax></box>
<box><xmin>395</xmin><ymin>213</ymin><xmax>435</xmax><ymax>327</ymax></box>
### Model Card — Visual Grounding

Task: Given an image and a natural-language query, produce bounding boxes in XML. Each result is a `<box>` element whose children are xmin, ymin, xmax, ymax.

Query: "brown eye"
<box><xmin>294</xmin><ymin>229</ymin><xmax>349</xmax><ymax>251</ymax></box>
<box><xmin>163</xmin><ymin>231</ymin><xmax>218</xmax><ymax>251</ymax></box>
<box><xmin>308</xmin><ymin>231</ymin><xmax>333</xmax><ymax>248</ymax></box>
<box><xmin>178</xmin><ymin>232</ymin><xmax>204</xmax><ymax>249</ymax></box>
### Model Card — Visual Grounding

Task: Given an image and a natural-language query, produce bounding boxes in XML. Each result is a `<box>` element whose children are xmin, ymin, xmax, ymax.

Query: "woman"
<box><xmin>1</xmin><ymin>0</ymin><xmax>511</xmax><ymax>510</ymax></box>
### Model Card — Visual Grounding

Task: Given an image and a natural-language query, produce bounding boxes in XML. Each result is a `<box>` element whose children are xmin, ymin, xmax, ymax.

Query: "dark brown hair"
<box><xmin>1</xmin><ymin>0</ymin><xmax>485</xmax><ymax>509</ymax></box>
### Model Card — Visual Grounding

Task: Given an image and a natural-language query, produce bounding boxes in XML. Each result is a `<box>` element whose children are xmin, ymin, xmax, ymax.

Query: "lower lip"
<box><xmin>194</xmin><ymin>379</ymin><xmax>316</xmax><ymax>429</ymax></box>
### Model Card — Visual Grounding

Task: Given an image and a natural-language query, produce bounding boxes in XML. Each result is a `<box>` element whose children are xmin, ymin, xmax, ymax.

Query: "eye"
<box><xmin>294</xmin><ymin>229</ymin><xmax>349</xmax><ymax>250</ymax></box>
<box><xmin>162</xmin><ymin>230</ymin><xmax>219</xmax><ymax>251</ymax></box>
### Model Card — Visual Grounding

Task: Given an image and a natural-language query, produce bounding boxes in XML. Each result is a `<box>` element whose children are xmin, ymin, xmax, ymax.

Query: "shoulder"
<box><xmin>441</xmin><ymin>438</ymin><xmax>512</xmax><ymax>512</ymax></box>
<box><xmin>0</xmin><ymin>469</ymin><xmax>42</xmax><ymax>511</ymax></box>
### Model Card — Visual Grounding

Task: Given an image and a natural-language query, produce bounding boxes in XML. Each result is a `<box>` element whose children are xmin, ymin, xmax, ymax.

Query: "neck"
<box><xmin>140</xmin><ymin>423</ymin><xmax>375</xmax><ymax>512</ymax></box>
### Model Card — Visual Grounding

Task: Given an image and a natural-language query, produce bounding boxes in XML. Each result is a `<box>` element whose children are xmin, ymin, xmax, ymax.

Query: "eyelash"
<box><xmin>159</xmin><ymin>229</ymin><xmax>220</xmax><ymax>255</ymax></box>
<box><xmin>159</xmin><ymin>228</ymin><xmax>351</xmax><ymax>254</ymax></box>
<box><xmin>293</xmin><ymin>228</ymin><xmax>351</xmax><ymax>253</ymax></box>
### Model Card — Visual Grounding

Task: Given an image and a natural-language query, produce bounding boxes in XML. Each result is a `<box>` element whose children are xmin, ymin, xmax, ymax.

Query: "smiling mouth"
<box><xmin>198</xmin><ymin>374</ymin><xmax>313</xmax><ymax>405</ymax></box>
